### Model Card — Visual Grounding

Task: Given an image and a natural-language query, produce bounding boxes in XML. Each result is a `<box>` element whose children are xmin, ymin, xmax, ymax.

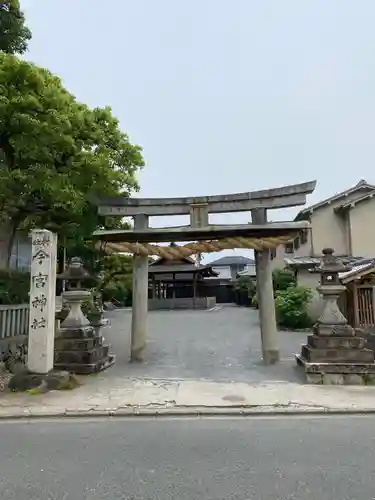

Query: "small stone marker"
<box><xmin>27</xmin><ymin>229</ymin><xmax>57</xmax><ymax>374</ymax></box>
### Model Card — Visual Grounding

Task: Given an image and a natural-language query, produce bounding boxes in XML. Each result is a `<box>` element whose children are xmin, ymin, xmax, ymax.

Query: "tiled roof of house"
<box><xmin>284</xmin><ymin>255</ymin><xmax>369</xmax><ymax>269</ymax></box>
<box><xmin>336</xmin><ymin>190</ymin><xmax>375</xmax><ymax>211</ymax></box>
<box><xmin>148</xmin><ymin>263</ymin><xmax>218</xmax><ymax>276</ymax></box>
<box><xmin>294</xmin><ymin>180</ymin><xmax>375</xmax><ymax>221</ymax></box>
<box><xmin>339</xmin><ymin>261</ymin><xmax>375</xmax><ymax>282</ymax></box>
<box><xmin>207</xmin><ymin>256</ymin><xmax>255</xmax><ymax>267</ymax></box>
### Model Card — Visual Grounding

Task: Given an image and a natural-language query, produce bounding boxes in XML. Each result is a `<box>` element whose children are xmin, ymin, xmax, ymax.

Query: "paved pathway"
<box><xmin>1</xmin><ymin>306</ymin><xmax>375</xmax><ymax>417</ymax></box>
<box><xmin>102</xmin><ymin>305</ymin><xmax>307</xmax><ymax>383</ymax></box>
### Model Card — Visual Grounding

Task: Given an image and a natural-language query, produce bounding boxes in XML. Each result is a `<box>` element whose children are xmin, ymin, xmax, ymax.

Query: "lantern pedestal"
<box><xmin>54</xmin><ymin>258</ymin><xmax>115</xmax><ymax>375</ymax></box>
<box><xmin>296</xmin><ymin>324</ymin><xmax>375</xmax><ymax>385</ymax></box>
<box><xmin>296</xmin><ymin>248</ymin><xmax>375</xmax><ymax>385</ymax></box>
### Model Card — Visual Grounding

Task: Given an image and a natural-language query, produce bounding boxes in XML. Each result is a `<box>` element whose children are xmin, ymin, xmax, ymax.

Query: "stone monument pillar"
<box><xmin>296</xmin><ymin>248</ymin><xmax>375</xmax><ymax>384</ymax></box>
<box><xmin>27</xmin><ymin>229</ymin><xmax>57</xmax><ymax>374</ymax></box>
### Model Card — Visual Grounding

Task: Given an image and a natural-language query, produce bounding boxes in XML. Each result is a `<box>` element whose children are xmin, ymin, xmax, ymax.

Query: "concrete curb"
<box><xmin>1</xmin><ymin>405</ymin><xmax>375</xmax><ymax>419</ymax></box>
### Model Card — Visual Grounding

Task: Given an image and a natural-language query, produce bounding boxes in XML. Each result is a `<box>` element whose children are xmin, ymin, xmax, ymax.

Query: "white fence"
<box><xmin>0</xmin><ymin>304</ymin><xmax>29</xmax><ymax>340</ymax></box>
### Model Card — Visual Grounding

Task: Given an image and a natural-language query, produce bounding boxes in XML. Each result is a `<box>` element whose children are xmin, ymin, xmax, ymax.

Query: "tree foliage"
<box><xmin>0</xmin><ymin>0</ymin><xmax>31</xmax><ymax>55</ymax></box>
<box><xmin>0</xmin><ymin>268</ymin><xmax>29</xmax><ymax>304</ymax></box>
<box><xmin>99</xmin><ymin>253</ymin><xmax>134</xmax><ymax>306</ymax></box>
<box><xmin>0</xmin><ymin>53</ymin><xmax>144</xmax><ymax>266</ymax></box>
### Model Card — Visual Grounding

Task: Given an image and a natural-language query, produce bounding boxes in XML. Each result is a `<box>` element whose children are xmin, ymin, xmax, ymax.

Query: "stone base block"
<box><xmin>301</xmin><ymin>344</ymin><xmax>374</xmax><ymax>363</ymax></box>
<box><xmin>55</xmin><ymin>344</ymin><xmax>109</xmax><ymax>365</ymax></box>
<box><xmin>313</xmin><ymin>323</ymin><xmax>355</xmax><ymax>337</ymax></box>
<box><xmin>55</xmin><ymin>323</ymin><xmax>115</xmax><ymax>375</ymax></box>
<box><xmin>57</xmin><ymin>325</ymin><xmax>98</xmax><ymax>339</ymax></box>
<box><xmin>8</xmin><ymin>369</ymin><xmax>78</xmax><ymax>393</ymax></box>
<box><xmin>55</xmin><ymin>336</ymin><xmax>103</xmax><ymax>351</ymax></box>
<box><xmin>54</xmin><ymin>354</ymin><xmax>115</xmax><ymax>375</ymax></box>
<box><xmin>307</xmin><ymin>335</ymin><xmax>366</xmax><ymax>349</ymax></box>
<box><xmin>296</xmin><ymin>354</ymin><xmax>375</xmax><ymax>385</ymax></box>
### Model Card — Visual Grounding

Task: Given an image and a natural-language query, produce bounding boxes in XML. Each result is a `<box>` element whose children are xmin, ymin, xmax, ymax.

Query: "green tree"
<box><xmin>0</xmin><ymin>53</ymin><xmax>144</xmax><ymax>267</ymax></box>
<box><xmin>0</xmin><ymin>1</ymin><xmax>31</xmax><ymax>54</ymax></box>
<box><xmin>99</xmin><ymin>253</ymin><xmax>134</xmax><ymax>306</ymax></box>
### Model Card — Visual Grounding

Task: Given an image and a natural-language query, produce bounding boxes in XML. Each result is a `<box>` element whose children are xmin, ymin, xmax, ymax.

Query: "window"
<box><xmin>285</xmin><ymin>242</ymin><xmax>294</xmax><ymax>254</ymax></box>
<box><xmin>300</xmin><ymin>230</ymin><xmax>308</xmax><ymax>245</ymax></box>
<box><xmin>294</xmin><ymin>237</ymin><xmax>300</xmax><ymax>250</ymax></box>
<box><xmin>270</xmin><ymin>247</ymin><xmax>276</xmax><ymax>260</ymax></box>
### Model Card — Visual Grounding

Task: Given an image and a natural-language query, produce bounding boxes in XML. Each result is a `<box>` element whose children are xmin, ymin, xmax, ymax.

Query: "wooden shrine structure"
<box><xmin>93</xmin><ymin>180</ymin><xmax>316</xmax><ymax>364</ymax></box>
<box><xmin>148</xmin><ymin>249</ymin><xmax>218</xmax><ymax>310</ymax></box>
<box><xmin>340</xmin><ymin>261</ymin><xmax>375</xmax><ymax>330</ymax></box>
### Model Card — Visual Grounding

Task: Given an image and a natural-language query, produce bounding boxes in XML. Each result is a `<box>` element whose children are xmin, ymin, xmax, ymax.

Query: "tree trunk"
<box><xmin>5</xmin><ymin>222</ymin><xmax>18</xmax><ymax>270</ymax></box>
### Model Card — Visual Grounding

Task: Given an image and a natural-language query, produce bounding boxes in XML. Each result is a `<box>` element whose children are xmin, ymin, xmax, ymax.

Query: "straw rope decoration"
<box><xmin>96</xmin><ymin>233</ymin><xmax>296</xmax><ymax>260</ymax></box>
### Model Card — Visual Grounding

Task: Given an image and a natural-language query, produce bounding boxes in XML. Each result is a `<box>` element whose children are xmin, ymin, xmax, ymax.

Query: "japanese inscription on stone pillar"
<box><xmin>28</xmin><ymin>229</ymin><xmax>57</xmax><ymax>374</ymax></box>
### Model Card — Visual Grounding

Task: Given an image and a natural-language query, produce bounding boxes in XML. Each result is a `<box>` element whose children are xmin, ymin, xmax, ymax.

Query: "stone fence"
<box><xmin>0</xmin><ymin>304</ymin><xmax>29</xmax><ymax>341</ymax></box>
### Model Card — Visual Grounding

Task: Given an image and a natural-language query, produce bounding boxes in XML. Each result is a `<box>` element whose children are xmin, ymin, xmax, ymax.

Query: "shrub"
<box><xmin>274</xmin><ymin>286</ymin><xmax>313</xmax><ymax>329</ymax></box>
<box><xmin>272</xmin><ymin>268</ymin><xmax>295</xmax><ymax>292</ymax></box>
<box><xmin>0</xmin><ymin>270</ymin><xmax>30</xmax><ymax>305</ymax></box>
<box><xmin>235</xmin><ymin>275</ymin><xmax>256</xmax><ymax>295</ymax></box>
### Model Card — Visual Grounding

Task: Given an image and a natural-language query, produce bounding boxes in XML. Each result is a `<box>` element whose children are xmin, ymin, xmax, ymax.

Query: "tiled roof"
<box><xmin>284</xmin><ymin>255</ymin><xmax>368</xmax><ymax>268</ymax></box>
<box><xmin>284</xmin><ymin>257</ymin><xmax>321</xmax><ymax>267</ymax></box>
<box><xmin>148</xmin><ymin>264</ymin><xmax>217</xmax><ymax>275</ymax></box>
<box><xmin>207</xmin><ymin>256</ymin><xmax>255</xmax><ymax>267</ymax></box>
<box><xmin>294</xmin><ymin>180</ymin><xmax>375</xmax><ymax>221</ymax></box>
<box><xmin>337</xmin><ymin>190</ymin><xmax>375</xmax><ymax>211</ymax></box>
<box><xmin>339</xmin><ymin>261</ymin><xmax>375</xmax><ymax>283</ymax></box>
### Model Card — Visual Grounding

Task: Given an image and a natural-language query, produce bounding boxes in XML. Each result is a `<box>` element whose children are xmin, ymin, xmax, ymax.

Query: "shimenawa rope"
<box><xmin>97</xmin><ymin>233</ymin><xmax>295</xmax><ymax>260</ymax></box>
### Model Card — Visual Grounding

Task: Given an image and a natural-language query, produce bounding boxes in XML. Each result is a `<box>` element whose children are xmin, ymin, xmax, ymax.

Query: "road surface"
<box><xmin>0</xmin><ymin>415</ymin><xmax>374</xmax><ymax>499</ymax></box>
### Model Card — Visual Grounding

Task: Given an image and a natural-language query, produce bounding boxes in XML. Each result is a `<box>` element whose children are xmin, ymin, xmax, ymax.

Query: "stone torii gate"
<box><xmin>93</xmin><ymin>180</ymin><xmax>316</xmax><ymax>364</ymax></box>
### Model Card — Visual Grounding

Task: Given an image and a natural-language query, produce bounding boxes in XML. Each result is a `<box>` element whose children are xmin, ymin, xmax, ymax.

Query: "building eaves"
<box><xmin>284</xmin><ymin>257</ymin><xmax>321</xmax><ymax>268</ymax></box>
<box><xmin>207</xmin><ymin>255</ymin><xmax>255</xmax><ymax>267</ymax></box>
<box><xmin>340</xmin><ymin>261</ymin><xmax>375</xmax><ymax>283</ymax></box>
<box><xmin>284</xmin><ymin>255</ymin><xmax>367</xmax><ymax>269</ymax></box>
<box><xmin>148</xmin><ymin>264</ymin><xmax>215</xmax><ymax>274</ymax></box>
<box><xmin>336</xmin><ymin>190</ymin><xmax>375</xmax><ymax>212</ymax></box>
<box><xmin>294</xmin><ymin>180</ymin><xmax>375</xmax><ymax>221</ymax></box>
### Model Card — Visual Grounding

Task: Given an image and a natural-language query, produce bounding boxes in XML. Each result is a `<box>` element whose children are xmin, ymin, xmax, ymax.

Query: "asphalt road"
<box><xmin>1</xmin><ymin>415</ymin><xmax>374</xmax><ymax>499</ymax></box>
<box><xmin>104</xmin><ymin>306</ymin><xmax>306</xmax><ymax>383</ymax></box>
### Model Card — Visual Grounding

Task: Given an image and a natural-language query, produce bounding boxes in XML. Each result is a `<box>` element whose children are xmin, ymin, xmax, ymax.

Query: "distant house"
<box><xmin>206</xmin><ymin>255</ymin><xmax>255</xmax><ymax>281</ymax></box>
<box><xmin>274</xmin><ymin>179</ymin><xmax>375</xmax><ymax>319</ymax></box>
<box><xmin>237</xmin><ymin>262</ymin><xmax>257</xmax><ymax>279</ymax></box>
<box><xmin>271</xmin><ymin>179</ymin><xmax>375</xmax><ymax>272</ymax></box>
<box><xmin>204</xmin><ymin>255</ymin><xmax>255</xmax><ymax>303</ymax></box>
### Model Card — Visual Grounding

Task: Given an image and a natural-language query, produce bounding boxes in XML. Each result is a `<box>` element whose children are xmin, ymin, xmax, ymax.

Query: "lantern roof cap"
<box><xmin>316</xmin><ymin>248</ymin><xmax>352</xmax><ymax>274</ymax></box>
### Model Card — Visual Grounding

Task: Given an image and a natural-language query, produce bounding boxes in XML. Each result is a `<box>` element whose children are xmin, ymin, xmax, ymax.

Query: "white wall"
<box><xmin>296</xmin><ymin>269</ymin><xmax>322</xmax><ymax>320</ymax></box>
<box><xmin>209</xmin><ymin>265</ymin><xmax>231</xmax><ymax>280</ymax></box>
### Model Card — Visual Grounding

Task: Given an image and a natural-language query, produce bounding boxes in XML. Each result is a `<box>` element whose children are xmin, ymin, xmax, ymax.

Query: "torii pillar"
<box><xmin>251</xmin><ymin>208</ymin><xmax>279</xmax><ymax>364</ymax></box>
<box><xmin>130</xmin><ymin>214</ymin><xmax>149</xmax><ymax>361</ymax></box>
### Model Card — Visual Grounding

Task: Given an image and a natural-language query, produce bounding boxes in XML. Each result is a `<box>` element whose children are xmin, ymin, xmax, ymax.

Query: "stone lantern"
<box><xmin>54</xmin><ymin>257</ymin><xmax>115</xmax><ymax>374</ymax></box>
<box><xmin>58</xmin><ymin>257</ymin><xmax>92</xmax><ymax>329</ymax></box>
<box><xmin>315</xmin><ymin>248</ymin><xmax>353</xmax><ymax>334</ymax></box>
<box><xmin>296</xmin><ymin>248</ymin><xmax>375</xmax><ymax>385</ymax></box>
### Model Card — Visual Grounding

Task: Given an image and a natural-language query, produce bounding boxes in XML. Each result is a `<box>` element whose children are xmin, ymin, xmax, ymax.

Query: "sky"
<box><xmin>21</xmin><ymin>0</ymin><xmax>375</xmax><ymax>262</ymax></box>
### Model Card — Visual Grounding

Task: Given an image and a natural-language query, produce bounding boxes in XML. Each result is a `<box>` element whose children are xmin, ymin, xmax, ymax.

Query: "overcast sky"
<box><xmin>22</xmin><ymin>1</ymin><xmax>375</xmax><ymax>261</ymax></box>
